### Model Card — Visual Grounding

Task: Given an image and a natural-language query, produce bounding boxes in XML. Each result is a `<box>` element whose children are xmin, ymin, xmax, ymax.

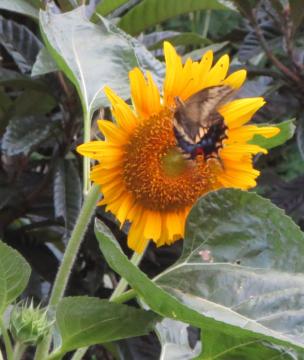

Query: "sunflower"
<box><xmin>77</xmin><ymin>42</ymin><xmax>279</xmax><ymax>253</ymax></box>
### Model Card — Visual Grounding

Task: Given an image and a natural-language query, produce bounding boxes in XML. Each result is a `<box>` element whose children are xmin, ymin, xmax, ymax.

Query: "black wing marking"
<box><xmin>173</xmin><ymin>85</ymin><xmax>233</xmax><ymax>143</ymax></box>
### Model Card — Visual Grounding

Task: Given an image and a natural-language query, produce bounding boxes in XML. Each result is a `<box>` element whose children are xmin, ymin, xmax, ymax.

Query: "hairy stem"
<box><xmin>0</xmin><ymin>319</ymin><xmax>13</xmax><ymax>360</ymax></box>
<box><xmin>34</xmin><ymin>184</ymin><xmax>100</xmax><ymax>360</ymax></box>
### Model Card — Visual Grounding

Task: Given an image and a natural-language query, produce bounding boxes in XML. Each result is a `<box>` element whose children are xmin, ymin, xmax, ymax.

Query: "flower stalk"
<box><xmin>34</xmin><ymin>183</ymin><xmax>100</xmax><ymax>360</ymax></box>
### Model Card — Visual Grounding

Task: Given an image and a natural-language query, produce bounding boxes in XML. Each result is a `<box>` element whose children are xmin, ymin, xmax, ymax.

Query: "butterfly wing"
<box><xmin>174</xmin><ymin>85</ymin><xmax>233</xmax><ymax>143</ymax></box>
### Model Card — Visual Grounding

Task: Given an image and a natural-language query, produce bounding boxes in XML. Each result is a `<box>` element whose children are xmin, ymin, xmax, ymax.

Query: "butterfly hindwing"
<box><xmin>173</xmin><ymin>85</ymin><xmax>233</xmax><ymax>143</ymax></box>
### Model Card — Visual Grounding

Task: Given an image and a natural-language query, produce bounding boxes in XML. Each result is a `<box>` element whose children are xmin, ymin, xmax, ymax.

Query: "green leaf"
<box><xmin>56</xmin><ymin>296</ymin><xmax>160</xmax><ymax>353</ymax></box>
<box><xmin>53</xmin><ymin>160</ymin><xmax>82</xmax><ymax>234</ymax></box>
<box><xmin>230</xmin><ymin>0</ymin><xmax>255</xmax><ymax>20</ymax></box>
<box><xmin>149</xmin><ymin>32</ymin><xmax>211</xmax><ymax>50</ymax></box>
<box><xmin>95</xmin><ymin>216</ymin><xmax>304</xmax><ymax>353</ymax></box>
<box><xmin>95</xmin><ymin>0</ymin><xmax>129</xmax><ymax>16</ymax></box>
<box><xmin>155</xmin><ymin>189</ymin><xmax>304</xmax><ymax>356</ymax></box>
<box><xmin>182</xmin><ymin>41</ymin><xmax>229</xmax><ymax>61</ymax></box>
<box><xmin>102</xmin><ymin>17</ymin><xmax>165</xmax><ymax>84</ymax></box>
<box><xmin>0</xmin><ymin>68</ymin><xmax>49</xmax><ymax>92</ymax></box>
<box><xmin>118</xmin><ymin>0</ymin><xmax>229</xmax><ymax>36</ymax></box>
<box><xmin>250</xmin><ymin>119</ymin><xmax>295</xmax><ymax>150</ymax></box>
<box><xmin>0</xmin><ymin>0</ymin><xmax>39</xmax><ymax>19</ymax></box>
<box><xmin>0</xmin><ymin>15</ymin><xmax>42</xmax><ymax>74</ymax></box>
<box><xmin>39</xmin><ymin>6</ymin><xmax>138</xmax><ymax>114</ymax></box>
<box><xmin>0</xmin><ymin>240</ymin><xmax>31</xmax><ymax>315</ymax></box>
<box><xmin>198</xmin><ymin>330</ymin><xmax>297</xmax><ymax>359</ymax></box>
<box><xmin>12</xmin><ymin>89</ymin><xmax>57</xmax><ymax>117</ymax></box>
<box><xmin>2</xmin><ymin>116</ymin><xmax>53</xmax><ymax>155</ymax></box>
<box><xmin>31</xmin><ymin>47</ymin><xmax>59</xmax><ymax>77</ymax></box>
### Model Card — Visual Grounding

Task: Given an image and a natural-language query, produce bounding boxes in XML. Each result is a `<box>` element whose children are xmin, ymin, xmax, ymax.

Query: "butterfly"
<box><xmin>173</xmin><ymin>85</ymin><xmax>233</xmax><ymax>160</ymax></box>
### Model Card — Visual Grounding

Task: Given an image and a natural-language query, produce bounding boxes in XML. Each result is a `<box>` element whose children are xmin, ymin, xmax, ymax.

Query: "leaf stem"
<box><xmin>0</xmin><ymin>319</ymin><xmax>13</xmax><ymax>360</ymax></box>
<box><xmin>13</xmin><ymin>342</ymin><xmax>27</xmax><ymax>360</ymax></box>
<box><xmin>202</xmin><ymin>10</ymin><xmax>211</xmax><ymax>38</ymax></box>
<box><xmin>83</xmin><ymin>109</ymin><xmax>92</xmax><ymax>196</ymax></box>
<box><xmin>110</xmin><ymin>251</ymin><xmax>144</xmax><ymax>300</ymax></box>
<box><xmin>34</xmin><ymin>184</ymin><xmax>100</xmax><ymax>360</ymax></box>
<box><xmin>71</xmin><ymin>347</ymin><xmax>88</xmax><ymax>360</ymax></box>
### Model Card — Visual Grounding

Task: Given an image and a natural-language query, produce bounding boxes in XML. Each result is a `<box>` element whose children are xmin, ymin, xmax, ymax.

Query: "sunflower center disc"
<box><xmin>123</xmin><ymin>109</ymin><xmax>220</xmax><ymax>211</ymax></box>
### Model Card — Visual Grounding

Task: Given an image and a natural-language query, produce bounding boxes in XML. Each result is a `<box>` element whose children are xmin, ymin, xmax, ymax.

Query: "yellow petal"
<box><xmin>228</xmin><ymin>125</ymin><xmax>280</xmax><ymax>143</ymax></box>
<box><xmin>163</xmin><ymin>41</ymin><xmax>183</xmax><ymax>105</ymax></box>
<box><xmin>223</xmin><ymin>69</ymin><xmax>247</xmax><ymax>89</ymax></box>
<box><xmin>104</xmin><ymin>86</ymin><xmax>139</xmax><ymax>132</ymax></box>
<box><xmin>128</xmin><ymin>210</ymin><xmax>150</xmax><ymax>253</ymax></box>
<box><xmin>97</xmin><ymin>120</ymin><xmax>128</xmax><ymax>144</ymax></box>
<box><xmin>219</xmin><ymin>97</ymin><xmax>265</xmax><ymax>128</ymax></box>
<box><xmin>204</xmin><ymin>54</ymin><xmax>230</xmax><ymax>87</ymax></box>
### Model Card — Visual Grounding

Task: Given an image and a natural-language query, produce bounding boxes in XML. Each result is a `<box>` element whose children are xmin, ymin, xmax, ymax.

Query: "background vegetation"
<box><xmin>0</xmin><ymin>0</ymin><xmax>304</xmax><ymax>358</ymax></box>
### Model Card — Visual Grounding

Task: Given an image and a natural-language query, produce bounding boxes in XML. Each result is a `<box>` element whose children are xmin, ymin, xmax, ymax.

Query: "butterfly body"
<box><xmin>173</xmin><ymin>85</ymin><xmax>232</xmax><ymax>160</ymax></box>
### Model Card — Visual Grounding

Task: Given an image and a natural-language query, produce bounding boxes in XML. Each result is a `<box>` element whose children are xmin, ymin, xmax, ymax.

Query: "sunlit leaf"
<box><xmin>39</xmin><ymin>6</ymin><xmax>138</xmax><ymax>115</ymax></box>
<box><xmin>31</xmin><ymin>47</ymin><xmax>58</xmax><ymax>77</ymax></box>
<box><xmin>95</xmin><ymin>212</ymin><xmax>304</xmax><ymax>354</ymax></box>
<box><xmin>155</xmin><ymin>189</ymin><xmax>304</xmax><ymax>357</ymax></box>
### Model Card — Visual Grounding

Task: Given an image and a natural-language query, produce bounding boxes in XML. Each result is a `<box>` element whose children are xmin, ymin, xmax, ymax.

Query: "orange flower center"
<box><xmin>123</xmin><ymin>109</ymin><xmax>221</xmax><ymax>211</ymax></box>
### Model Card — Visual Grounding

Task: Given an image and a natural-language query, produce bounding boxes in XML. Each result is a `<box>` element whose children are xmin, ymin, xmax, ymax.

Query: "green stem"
<box><xmin>34</xmin><ymin>184</ymin><xmax>100</xmax><ymax>360</ymax></box>
<box><xmin>70</xmin><ymin>250</ymin><xmax>146</xmax><ymax>360</ymax></box>
<box><xmin>13</xmin><ymin>342</ymin><xmax>27</xmax><ymax>360</ymax></box>
<box><xmin>83</xmin><ymin>109</ymin><xmax>92</xmax><ymax>196</ymax></box>
<box><xmin>111</xmin><ymin>289</ymin><xmax>136</xmax><ymax>304</ymax></box>
<box><xmin>71</xmin><ymin>347</ymin><xmax>88</xmax><ymax>360</ymax></box>
<box><xmin>109</xmin><ymin>251</ymin><xmax>143</xmax><ymax>300</ymax></box>
<box><xmin>0</xmin><ymin>319</ymin><xmax>13</xmax><ymax>360</ymax></box>
<box><xmin>202</xmin><ymin>10</ymin><xmax>211</xmax><ymax>38</ymax></box>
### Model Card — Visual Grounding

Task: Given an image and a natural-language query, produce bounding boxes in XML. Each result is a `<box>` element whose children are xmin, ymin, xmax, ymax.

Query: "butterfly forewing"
<box><xmin>173</xmin><ymin>85</ymin><xmax>233</xmax><ymax>143</ymax></box>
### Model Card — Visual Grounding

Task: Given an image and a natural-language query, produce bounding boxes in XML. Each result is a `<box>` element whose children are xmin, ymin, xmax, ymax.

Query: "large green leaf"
<box><xmin>198</xmin><ymin>330</ymin><xmax>297</xmax><ymax>359</ymax></box>
<box><xmin>95</xmin><ymin>216</ymin><xmax>304</xmax><ymax>354</ymax></box>
<box><xmin>95</xmin><ymin>0</ymin><xmax>129</xmax><ymax>16</ymax></box>
<box><xmin>53</xmin><ymin>160</ymin><xmax>82</xmax><ymax>234</ymax></box>
<box><xmin>0</xmin><ymin>240</ymin><xmax>31</xmax><ymax>315</ymax></box>
<box><xmin>39</xmin><ymin>6</ymin><xmax>138</xmax><ymax>115</ymax></box>
<box><xmin>55</xmin><ymin>296</ymin><xmax>160</xmax><ymax>353</ymax></box>
<box><xmin>155</xmin><ymin>189</ymin><xmax>304</xmax><ymax>357</ymax></box>
<box><xmin>0</xmin><ymin>15</ymin><xmax>42</xmax><ymax>74</ymax></box>
<box><xmin>118</xmin><ymin>0</ymin><xmax>229</xmax><ymax>36</ymax></box>
<box><xmin>149</xmin><ymin>32</ymin><xmax>211</xmax><ymax>50</ymax></box>
<box><xmin>31</xmin><ymin>47</ymin><xmax>59</xmax><ymax>77</ymax></box>
<box><xmin>250</xmin><ymin>119</ymin><xmax>295</xmax><ymax>150</ymax></box>
<box><xmin>0</xmin><ymin>0</ymin><xmax>39</xmax><ymax>19</ymax></box>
